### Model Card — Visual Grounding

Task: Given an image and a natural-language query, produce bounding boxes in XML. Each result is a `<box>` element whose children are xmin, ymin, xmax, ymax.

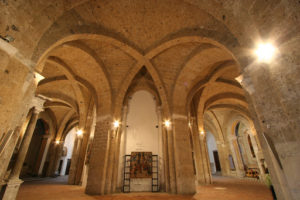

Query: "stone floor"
<box><xmin>17</xmin><ymin>176</ymin><xmax>273</xmax><ymax>200</ymax></box>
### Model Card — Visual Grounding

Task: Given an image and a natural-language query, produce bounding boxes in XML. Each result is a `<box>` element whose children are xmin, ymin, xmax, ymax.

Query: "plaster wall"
<box><xmin>206</xmin><ymin>131</ymin><xmax>217</xmax><ymax>174</ymax></box>
<box><xmin>60</xmin><ymin>128</ymin><xmax>76</xmax><ymax>175</ymax></box>
<box><xmin>124</xmin><ymin>90</ymin><xmax>160</xmax><ymax>192</ymax></box>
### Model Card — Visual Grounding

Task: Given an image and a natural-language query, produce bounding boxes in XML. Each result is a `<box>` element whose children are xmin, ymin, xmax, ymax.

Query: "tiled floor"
<box><xmin>17</xmin><ymin>176</ymin><xmax>273</xmax><ymax>200</ymax></box>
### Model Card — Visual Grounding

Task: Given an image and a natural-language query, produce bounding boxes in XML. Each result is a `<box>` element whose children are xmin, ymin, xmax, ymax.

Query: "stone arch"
<box><xmin>168</xmin><ymin>37</ymin><xmax>240</xmax><ymax>115</ymax></box>
<box><xmin>34</xmin><ymin>34</ymin><xmax>113</xmax><ymax>117</ymax></box>
<box><xmin>115</xmin><ymin>62</ymin><xmax>170</xmax><ymax>118</ymax></box>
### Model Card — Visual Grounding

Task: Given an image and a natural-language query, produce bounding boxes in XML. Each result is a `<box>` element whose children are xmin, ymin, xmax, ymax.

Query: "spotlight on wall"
<box><xmin>113</xmin><ymin>120</ymin><xmax>120</xmax><ymax>128</ymax></box>
<box><xmin>164</xmin><ymin>120</ymin><xmax>171</xmax><ymax>128</ymax></box>
<box><xmin>254</xmin><ymin>42</ymin><xmax>277</xmax><ymax>63</ymax></box>
<box><xmin>55</xmin><ymin>140</ymin><xmax>60</xmax><ymax>144</ymax></box>
<box><xmin>76</xmin><ymin>129</ymin><xmax>83</xmax><ymax>136</ymax></box>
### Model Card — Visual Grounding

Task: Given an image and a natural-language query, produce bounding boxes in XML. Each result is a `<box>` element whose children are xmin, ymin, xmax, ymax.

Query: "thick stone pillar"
<box><xmin>228</xmin><ymin>135</ymin><xmax>245</xmax><ymax>177</ymax></box>
<box><xmin>52</xmin><ymin>143</ymin><xmax>64</xmax><ymax>175</ymax></box>
<box><xmin>240</xmin><ymin>57</ymin><xmax>300</xmax><ymax>199</ymax></box>
<box><xmin>216</xmin><ymin>141</ymin><xmax>231</xmax><ymax>176</ymax></box>
<box><xmin>85</xmin><ymin>116</ymin><xmax>111</xmax><ymax>195</ymax></box>
<box><xmin>74</xmin><ymin>130</ymin><xmax>90</xmax><ymax>185</ymax></box>
<box><xmin>0</xmin><ymin>40</ymin><xmax>36</xmax><ymax>139</ymax></box>
<box><xmin>111</xmin><ymin>126</ymin><xmax>121</xmax><ymax>193</ymax></box>
<box><xmin>104</xmin><ymin>127</ymin><xmax>115</xmax><ymax>194</ymax></box>
<box><xmin>3</xmin><ymin>102</ymin><xmax>44</xmax><ymax>200</ymax></box>
<box><xmin>68</xmin><ymin>135</ymin><xmax>82</xmax><ymax>185</ymax></box>
<box><xmin>166</xmin><ymin>127</ymin><xmax>176</xmax><ymax>193</ymax></box>
<box><xmin>199</xmin><ymin>133</ymin><xmax>212</xmax><ymax>183</ymax></box>
<box><xmin>190</xmin><ymin>118</ymin><xmax>211</xmax><ymax>185</ymax></box>
<box><xmin>45</xmin><ymin>142</ymin><xmax>59</xmax><ymax>177</ymax></box>
<box><xmin>172</xmin><ymin>115</ymin><xmax>195</xmax><ymax>194</ymax></box>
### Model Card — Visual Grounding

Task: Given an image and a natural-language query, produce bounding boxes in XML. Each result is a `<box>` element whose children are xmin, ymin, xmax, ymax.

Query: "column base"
<box><xmin>3</xmin><ymin>178</ymin><xmax>23</xmax><ymax>200</ymax></box>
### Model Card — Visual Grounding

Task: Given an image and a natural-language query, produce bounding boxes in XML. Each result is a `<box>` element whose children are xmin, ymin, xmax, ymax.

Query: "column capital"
<box><xmin>31</xmin><ymin>96</ymin><xmax>45</xmax><ymax>114</ymax></box>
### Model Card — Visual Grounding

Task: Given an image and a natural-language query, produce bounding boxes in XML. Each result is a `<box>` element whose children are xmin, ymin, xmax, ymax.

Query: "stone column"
<box><xmin>68</xmin><ymin>135</ymin><xmax>82</xmax><ymax>184</ymax></box>
<box><xmin>33</xmin><ymin>135</ymin><xmax>49</xmax><ymax>175</ymax></box>
<box><xmin>167</xmin><ymin>127</ymin><xmax>177</xmax><ymax>193</ymax></box>
<box><xmin>190</xmin><ymin>117</ymin><xmax>211</xmax><ymax>185</ymax></box>
<box><xmin>104</xmin><ymin>127</ymin><xmax>115</xmax><ymax>194</ymax></box>
<box><xmin>116</xmin><ymin>106</ymin><xmax>128</xmax><ymax>191</ymax></box>
<box><xmin>3</xmin><ymin>103</ymin><xmax>44</xmax><ymax>200</ymax></box>
<box><xmin>85</xmin><ymin>116</ymin><xmax>112</xmax><ymax>195</ymax></box>
<box><xmin>52</xmin><ymin>142</ymin><xmax>64</xmax><ymax>175</ymax></box>
<box><xmin>156</xmin><ymin>107</ymin><xmax>165</xmax><ymax>191</ymax></box>
<box><xmin>228</xmin><ymin>135</ymin><xmax>245</xmax><ymax>177</ymax></box>
<box><xmin>172</xmin><ymin>115</ymin><xmax>195</xmax><ymax>194</ymax></box>
<box><xmin>199</xmin><ymin>133</ymin><xmax>212</xmax><ymax>183</ymax></box>
<box><xmin>216</xmin><ymin>141</ymin><xmax>231</xmax><ymax>176</ymax></box>
<box><xmin>45</xmin><ymin>142</ymin><xmax>59</xmax><ymax>177</ymax></box>
<box><xmin>74</xmin><ymin>130</ymin><xmax>90</xmax><ymax>185</ymax></box>
<box><xmin>162</xmin><ymin>123</ymin><xmax>170</xmax><ymax>192</ymax></box>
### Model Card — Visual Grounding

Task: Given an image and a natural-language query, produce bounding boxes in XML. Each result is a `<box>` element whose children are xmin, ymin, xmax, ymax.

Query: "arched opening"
<box><xmin>21</xmin><ymin>119</ymin><xmax>49</xmax><ymax>178</ymax></box>
<box><xmin>3</xmin><ymin>1</ymin><xmax>297</xmax><ymax>199</ymax></box>
<box><xmin>206</xmin><ymin>131</ymin><xmax>221</xmax><ymax>175</ymax></box>
<box><xmin>57</xmin><ymin>128</ymin><xmax>76</xmax><ymax>177</ymax></box>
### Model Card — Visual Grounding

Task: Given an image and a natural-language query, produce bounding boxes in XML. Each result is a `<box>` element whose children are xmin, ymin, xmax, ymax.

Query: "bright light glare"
<box><xmin>200</xmin><ymin>130</ymin><xmax>205</xmax><ymax>135</ymax></box>
<box><xmin>76</xmin><ymin>129</ymin><xmax>83</xmax><ymax>136</ymax></box>
<box><xmin>113</xmin><ymin>120</ymin><xmax>120</xmax><ymax>128</ymax></box>
<box><xmin>164</xmin><ymin>120</ymin><xmax>171</xmax><ymax>128</ymax></box>
<box><xmin>34</xmin><ymin>72</ymin><xmax>45</xmax><ymax>83</ymax></box>
<box><xmin>254</xmin><ymin>43</ymin><xmax>277</xmax><ymax>62</ymax></box>
<box><xmin>55</xmin><ymin>140</ymin><xmax>60</xmax><ymax>144</ymax></box>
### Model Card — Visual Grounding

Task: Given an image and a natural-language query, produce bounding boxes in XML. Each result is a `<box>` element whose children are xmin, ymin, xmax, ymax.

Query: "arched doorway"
<box><xmin>206</xmin><ymin>131</ymin><xmax>221</xmax><ymax>175</ymax></box>
<box><xmin>21</xmin><ymin>119</ymin><xmax>49</xmax><ymax>178</ymax></box>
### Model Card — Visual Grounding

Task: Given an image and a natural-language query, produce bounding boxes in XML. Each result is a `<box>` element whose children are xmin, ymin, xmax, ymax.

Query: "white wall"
<box><xmin>206</xmin><ymin>131</ymin><xmax>217</xmax><ymax>174</ymax></box>
<box><xmin>124</xmin><ymin>90</ymin><xmax>160</xmax><ymax>192</ymax></box>
<box><xmin>60</xmin><ymin>128</ymin><xmax>76</xmax><ymax>175</ymax></box>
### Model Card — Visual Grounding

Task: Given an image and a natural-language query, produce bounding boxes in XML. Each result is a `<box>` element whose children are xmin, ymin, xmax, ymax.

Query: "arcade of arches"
<box><xmin>0</xmin><ymin>1</ymin><xmax>299</xmax><ymax>200</ymax></box>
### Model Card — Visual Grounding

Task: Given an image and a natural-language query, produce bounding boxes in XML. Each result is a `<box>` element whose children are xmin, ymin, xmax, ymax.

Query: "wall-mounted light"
<box><xmin>164</xmin><ymin>120</ymin><xmax>171</xmax><ymax>128</ymax></box>
<box><xmin>113</xmin><ymin>120</ymin><xmax>120</xmax><ymax>128</ymax></box>
<box><xmin>76</xmin><ymin>129</ymin><xmax>83</xmax><ymax>136</ymax></box>
<box><xmin>200</xmin><ymin>130</ymin><xmax>205</xmax><ymax>135</ymax></box>
<box><xmin>254</xmin><ymin>42</ymin><xmax>278</xmax><ymax>63</ymax></box>
<box><xmin>55</xmin><ymin>140</ymin><xmax>60</xmax><ymax>144</ymax></box>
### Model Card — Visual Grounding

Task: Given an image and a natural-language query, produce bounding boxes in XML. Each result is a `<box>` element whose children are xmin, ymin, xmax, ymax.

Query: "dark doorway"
<box><xmin>65</xmin><ymin>159</ymin><xmax>71</xmax><ymax>175</ymax></box>
<box><xmin>58</xmin><ymin>160</ymin><xmax>63</xmax><ymax>175</ymax></box>
<box><xmin>213</xmin><ymin>151</ymin><xmax>221</xmax><ymax>172</ymax></box>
